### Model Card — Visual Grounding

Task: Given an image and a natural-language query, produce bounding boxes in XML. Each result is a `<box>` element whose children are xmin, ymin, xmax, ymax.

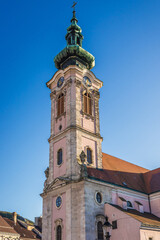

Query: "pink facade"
<box><xmin>82</xmin><ymin>116</ymin><xmax>95</xmax><ymax>133</ymax></box>
<box><xmin>105</xmin><ymin>204</ymin><xmax>141</xmax><ymax>240</ymax></box>
<box><xmin>150</xmin><ymin>195</ymin><xmax>160</xmax><ymax>217</ymax></box>
<box><xmin>112</xmin><ymin>191</ymin><xmax>150</xmax><ymax>212</ymax></box>
<box><xmin>53</xmin><ymin>137</ymin><xmax>67</xmax><ymax>179</ymax></box>
<box><xmin>81</xmin><ymin>136</ymin><xmax>97</xmax><ymax>167</ymax></box>
<box><xmin>52</xmin><ymin>193</ymin><xmax>66</xmax><ymax>240</ymax></box>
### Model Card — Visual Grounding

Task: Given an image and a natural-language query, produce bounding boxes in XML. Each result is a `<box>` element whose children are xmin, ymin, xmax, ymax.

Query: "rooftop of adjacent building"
<box><xmin>0</xmin><ymin>211</ymin><xmax>42</xmax><ymax>239</ymax></box>
<box><xmin>87</xmin><ymin>152</ymin><xmax>160</xmax><ymax>194</ymax></box>
<box><xmin>107</xmin><ymin>203</ymin><xmax>160</xmax><ymax>228</ymax></box>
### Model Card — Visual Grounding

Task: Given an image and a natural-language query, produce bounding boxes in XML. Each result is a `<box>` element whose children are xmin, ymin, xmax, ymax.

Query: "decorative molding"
<box><xmin>48</xmin><ymin>124</ymin><xmax>103</xmax><ymax>143</ymax></box>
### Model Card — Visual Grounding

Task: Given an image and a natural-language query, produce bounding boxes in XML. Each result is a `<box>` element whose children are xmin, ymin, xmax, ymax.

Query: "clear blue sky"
<box><xmin>0</xmin><ymin>0</ymin><xmax>160</xmax><ymax>221</ymax></box>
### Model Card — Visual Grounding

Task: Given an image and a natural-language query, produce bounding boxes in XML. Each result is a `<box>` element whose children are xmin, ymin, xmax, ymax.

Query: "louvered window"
<box><xmin>87</xmin><ymin>148</ymin><xmax>92</xmax><ymax>164</ymax></box>
<box><xmin>57</xmin><ymin>93</ymin><xmax>64</xmax><ymax>117</ymax></box>
<box><xmin>83</xmin><ymin>92</ymin><xmax>92</xmax><ymax>115</ymax></box>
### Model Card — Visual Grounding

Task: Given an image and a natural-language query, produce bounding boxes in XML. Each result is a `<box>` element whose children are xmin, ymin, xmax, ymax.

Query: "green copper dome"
<box><xmin>54</xmin><ymin>10</ymin><xmax>95</xmax><ymax>70</ymax></box>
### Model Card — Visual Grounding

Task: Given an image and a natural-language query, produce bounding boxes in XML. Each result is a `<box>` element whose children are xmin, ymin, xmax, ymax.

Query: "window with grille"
<box><xmin>56</xmin><ymin>225</ymin><xmax>62</xmax><ymax>240</ymax></box>
<box><xmin>57</xmin><ymin>93</ymin><xmax>64</xmax><ymax>117</ymax></box>
<box><xmin>57</xmin><ymin>149</ymin><xmax>63</xmax><ymax>165</ymax></box>
<box><xmin>97</xmin><ymin>221</ymin><xmax>104</xmax><ymax>240</ymax></box>
<box><xmin>83</xmin><ymin>92</ymin><xmax>92</xmax><ymax>115</ymax></box>
<box><xmin>87</xmin><ymin>148</ymin><xmax>92</xmax><ymax>164</ymax></box>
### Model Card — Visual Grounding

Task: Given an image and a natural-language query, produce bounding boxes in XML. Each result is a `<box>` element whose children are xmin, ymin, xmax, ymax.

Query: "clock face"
<box><xmin>57</xmin><ymin>77</ymin><xmax>64</xmax><ymax>88</ymax></box>
<box><xmin>56</xmin><ymin>196</ymin><xmax>62</xmax><ymax>208</ymax></box>
<box><xmin>83</xmin><ymin>76</ymin><xmax>92</xmax><ymax>87</ymax></box>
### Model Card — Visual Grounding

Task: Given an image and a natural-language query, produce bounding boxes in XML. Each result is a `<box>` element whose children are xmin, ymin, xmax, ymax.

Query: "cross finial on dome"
<box><xmin>72</xmin><ymin>1</ymin><xmax>77</xmax><ymax>11</ymax></box>
<box><xmin>71</xmin><ymin>1</ymin><xmax>78</xmax><ymax>23</ymax></box>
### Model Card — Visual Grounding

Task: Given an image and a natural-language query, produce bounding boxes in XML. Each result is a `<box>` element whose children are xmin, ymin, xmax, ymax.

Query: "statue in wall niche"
<box><xmin>79</xmin><ymin>151</ymin><xmax>88</xmax><ymax>179</ymax></box>
<box><xmin>45</xmin><ymin>167</ymin><xmax>49</xmax><ymax>179</ymax></box>
<box><xmin>44</xmin><ymin>167</ymin><xmax>49</xmax><ymax>190</ymax></box>
<box><xmin>80</xmin><ymin>150</ymin><xmax>86</xmax><ymax>164</ymax></box>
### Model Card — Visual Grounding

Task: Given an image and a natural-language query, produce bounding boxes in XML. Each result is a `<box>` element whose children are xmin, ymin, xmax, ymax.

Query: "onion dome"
<box><xmin>54</xmin><ymin>10</ymin><xmax>95</xmax><ymax>70</ymax></box>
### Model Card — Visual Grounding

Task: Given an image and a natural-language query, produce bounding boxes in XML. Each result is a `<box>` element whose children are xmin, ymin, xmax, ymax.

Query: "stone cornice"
<box><xmin>48</xmin><ymin>124</ymin><xmax>103</xmax><ymax>143</ymax></box>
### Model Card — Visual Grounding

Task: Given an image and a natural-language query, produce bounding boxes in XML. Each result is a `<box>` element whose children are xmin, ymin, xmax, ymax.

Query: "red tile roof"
<box><xmin>4</xmin><ymin>218</ymin><xmax>39</xmax><ymax>239</ymax></box>
<box><xmin>143</xmin><ymin>168</ymin><xmax>160</xmax><ymax>194</ymax></box>
<box><xmin>87</xmin><ymin>168</ymin><xmax>147</xmax><ymax>193</ymax></box>
<box><xmin>87</xmin><ymin>153</ymin><xmax>160</xmax><ymax>194</ymax></box>
<box><xmin>102</xmin><ymin>153</ymin><xmax>149</xmax><ymax>173</ymax></box>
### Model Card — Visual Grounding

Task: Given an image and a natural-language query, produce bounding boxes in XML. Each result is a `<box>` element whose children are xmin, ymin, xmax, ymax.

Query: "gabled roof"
<box><xmin>108</xmin><ymin>204</ymin><xmax>160</xmax><ymax>228</ymax></box>
<box><xmin>4</xmin><ymin>217</ymin><xmax>40</xmax><ymax>239</ymax></box>
<box><xmin>102</xmin><ymin>153</ymin><xmax>149</xmax><ymax>173</ymax></box>
<box><xmin>0</xmin><ymin>215</ymin><xmax>18</xmax><ymax>235</ymax></box>
<box><xmin>143</xmin><ymin>168</ymin><xmax>160</xmax><ymax>194</ymax></box>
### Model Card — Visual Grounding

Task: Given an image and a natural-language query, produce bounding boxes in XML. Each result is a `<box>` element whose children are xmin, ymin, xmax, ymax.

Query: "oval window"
<box><xmin>96</xmin><ymin>192</ymin><xmax>102</xmax><ymax>204</ymax></box>
<box><xmin>56</xmin><ymin>196</ymin><xmax>62</xmax><ymax>208</ymax></box>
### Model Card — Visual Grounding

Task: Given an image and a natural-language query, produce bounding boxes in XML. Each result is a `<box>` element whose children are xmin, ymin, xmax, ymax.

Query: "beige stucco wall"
<box><xmin>140</xmin><ymin>228</ymin><xmax>160</xmax><ymax>240</ymax></box>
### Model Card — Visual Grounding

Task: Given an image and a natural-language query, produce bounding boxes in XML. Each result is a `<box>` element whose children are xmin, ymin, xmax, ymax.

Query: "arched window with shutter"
<box><xmin>56</xmin><ymin>225</ymin><xmax>62</xmax><ymax>240</ymax></box>
<box><xmin>57</xmin><ymin>93</ymin><xmax>64</xmax><ymax>117</ymax></box>
<box><xmin>87</xmin><ymin>148</ymin><xmax>92</xmax><ymax>164</ymax></box>
<box><xmin>57</xmin><ymin>149</ymin><xmax>63</xmax><ymax>166</ymax></box>
<box><xmin>83</xmin><ymin>92</ymin><xmax>92</xmax><ymax>115</ymax></box>
<box><xmin>97</xmin><ymin>221</ymin><xmax>104</xmax><ymax>240</ymax></box>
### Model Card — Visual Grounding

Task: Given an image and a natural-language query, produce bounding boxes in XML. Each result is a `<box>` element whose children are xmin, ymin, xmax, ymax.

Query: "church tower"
<box><xmin>41</xmin><ymin>9</ymin><xmax>103</xmax><ymax>240</ymax></box>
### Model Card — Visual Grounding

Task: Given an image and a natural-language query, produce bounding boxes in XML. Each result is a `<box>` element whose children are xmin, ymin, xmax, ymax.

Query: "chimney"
<box><xmin>13</xmin><ymin>212</ymin><xmax>17</xmax><ymax>225</ymax></box>
<box><xmin>35</xmin><ymin>216</ymin><xmax>42</xmax><ymax>228</ymax></box>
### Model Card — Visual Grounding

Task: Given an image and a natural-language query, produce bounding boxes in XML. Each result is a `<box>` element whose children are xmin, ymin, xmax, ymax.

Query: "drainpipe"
<box><xmin>148</xmin><ymin>195</ymin><xmax>152</xmax><ymax>213</ymax></box>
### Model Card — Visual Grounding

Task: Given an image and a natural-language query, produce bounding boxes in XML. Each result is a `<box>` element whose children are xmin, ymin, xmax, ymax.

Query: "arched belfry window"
<box><xmin>77</xmin><ymin>37</ymin><xmax>80</xmax><ymax>45</ymax></box>
<box><xmin>68</xmin><ymin>37</ymin><xmax>71</xmax><ymax>45</ymax></box>
<box><xmin>57</xmin><ymin>149</ymin><xmax>63</xmax><ymax>166</ymax></box>
<box><xmin>83</xmin><ymin>92</ymin><xmax>92</xmax><ymax>115</ymax></box>
<box><xmin>57</xmin><ymin>93</ymin><xmax>64</xmax><ymax>117</ymax></box>
<box><xmin>97</xmin><ymin>221</ymin><xmax>104</xmax><ymax>240</ymax></box>
<box><xmin>56</xmin><ymin>225</ymin><xmax>62</xmax><ymax>240</ymax></box>
<box><xmin>87</xmin><ymin>148</ymin><xmax>92</xmax><ymax>164</ymax></box>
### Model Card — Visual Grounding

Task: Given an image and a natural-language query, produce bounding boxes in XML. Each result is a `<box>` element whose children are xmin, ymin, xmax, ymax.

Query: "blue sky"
<box><xmin>0</xmin><ymin>0</ymin><xmax>160</xmax><ymax>221</ymax></box>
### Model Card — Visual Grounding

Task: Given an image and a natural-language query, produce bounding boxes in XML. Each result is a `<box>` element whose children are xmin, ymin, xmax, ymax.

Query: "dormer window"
<box><xmin>127</xmin><ymin>201</ymin><xmax>133</xmax><ymax>208</ymax></box>
<box><xmin>57</xmin><ymin>93</ymin><xmax>64</xmax><ymax>117</ymax></box>
<box><xmin>135</xmin><ymin>201</ymin><xmax>144</xmax><ymax>213</ymax></box>
<box><xmin>83</xmin><ymin>92</ymin><xmax>92</xmax><ymax>115</ymax></box>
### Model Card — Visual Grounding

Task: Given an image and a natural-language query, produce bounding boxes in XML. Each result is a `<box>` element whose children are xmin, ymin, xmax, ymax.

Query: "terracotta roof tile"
<box><xmin>87</xmin><ymin>153</ymin><xmax>160</xmax><ymax>194</ymax></box>
<box><xmin>0</xmin><ymin>216</ymin><xmax>18</xmax><ymax>234</ymax></box>
<box><xmin>143</xmin><ymin>168</ymin><xmax>160</xmax><ymax>194</ymax></box>
<box><xmin>4</xmin><ymin>218</ymin><xmax>39</xmax><ymax>239</ymax></box>
<box><xmin>102</xmin><ymin>153</ymin><xmax>149</xmax><ymax>173</ymax></box>
<box><xmin>87</xmin><ymin>167</ymin><xmax>147</xmax><ymax>193</ymax></box>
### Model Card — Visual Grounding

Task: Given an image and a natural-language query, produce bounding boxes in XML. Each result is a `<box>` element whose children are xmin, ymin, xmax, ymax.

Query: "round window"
<box><xmin>56</xmin><ymin>196</ymin><xmax>62</xmax><ymax>208</ymax></box>
<box><xmin>96</xmin><ymin>192</ymin><xmax>102</xmax><ymax>204</ymax></box>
